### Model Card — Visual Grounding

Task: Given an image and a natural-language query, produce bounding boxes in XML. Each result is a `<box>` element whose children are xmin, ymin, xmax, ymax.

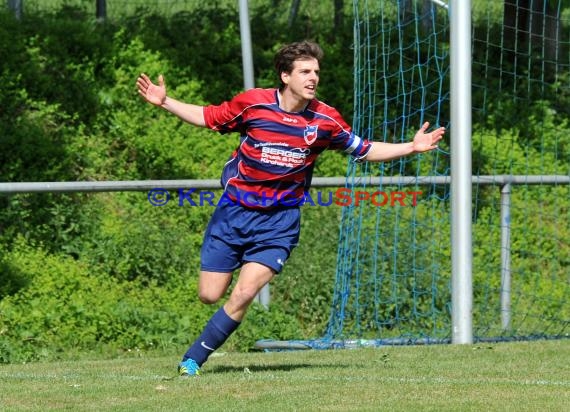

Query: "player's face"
<box><xmin>281</xmin><ymin>58</ymin><xmax>320</xmax><ymax>101</ymax></box>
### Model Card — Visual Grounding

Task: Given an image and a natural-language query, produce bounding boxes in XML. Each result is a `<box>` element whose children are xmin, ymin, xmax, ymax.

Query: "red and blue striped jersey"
<box><xmin>203</xmin><ymin>88</ymin><xmax>372</xmax><ymax>208</ymax></box>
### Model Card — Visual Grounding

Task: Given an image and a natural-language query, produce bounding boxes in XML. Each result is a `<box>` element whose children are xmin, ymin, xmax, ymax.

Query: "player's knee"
<box><xmin>198</xmin><ymin>290</ymin><xmax>222</xmax><ymax>305</ymax></box>
<box><xmin>230</xmin><ymin>285</ymin><xmax>259</xmax><ymax>306</ymax></box>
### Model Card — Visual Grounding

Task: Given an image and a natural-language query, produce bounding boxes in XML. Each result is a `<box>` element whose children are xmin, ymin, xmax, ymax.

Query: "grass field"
<box><xmin>1</xmin><ymin>339</ymin><xmax>569</xmax><ymax>411</ymax></box>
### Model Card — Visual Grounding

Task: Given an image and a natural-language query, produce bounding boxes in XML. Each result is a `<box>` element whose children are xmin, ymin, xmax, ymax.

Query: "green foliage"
<box><xmin>78</xmin><ymin>192</ymin><xmax>209</xmax><ymax>284</ymax></box>
<box><xmin>0</xmin><ymin>238</ymin><xmax>302</xmax><ymax>363</ymax></box>
<box><xmin>472</xmin><ymin>186</ymin><xmax>570</xmax><ymax>337</ymax></box>
<box><xmin>0</xmin><ymin>251</ymin><xmax>29</xmax><ymax>300</ymax></box>
<box><xmin>228</xmin><ymin>303</ymin><xmax>303</xmax><ymax>352</ymax></box>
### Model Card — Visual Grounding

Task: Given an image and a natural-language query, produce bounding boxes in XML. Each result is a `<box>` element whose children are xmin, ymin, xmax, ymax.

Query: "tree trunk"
<box><xmin>96</xmin><ymin>0</ymin><xmax>106</xmax><ymax>21</ymax></box>
<box><xmin>288</xmin><ymin>0</ymin><xmax>302</xmax><ymax>28</ymax></box>
<box><xmin>7</xmin><ymin>0</ymin><xmax>23</xmax><ymax>20</ymax></box>
<box><xmin>334</xmin><ymin>0</ymin><xmax>344</xmax><ymax>32</ymax></box>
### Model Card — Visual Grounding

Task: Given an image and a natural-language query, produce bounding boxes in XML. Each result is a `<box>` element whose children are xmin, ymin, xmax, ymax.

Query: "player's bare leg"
<box><xmin>179</xmin><ymin>262</ymin><xmax>275</xmax><ymax>377</ymax></box>
<box><xmin>197</xmin><ymin>270</ymin><xmax>233</xmax><ymax>304</ymax></box>
<box><xmin>223</xmin><ymin>261</ymin><xmax>275</xmax><ymax>321</ymax></box>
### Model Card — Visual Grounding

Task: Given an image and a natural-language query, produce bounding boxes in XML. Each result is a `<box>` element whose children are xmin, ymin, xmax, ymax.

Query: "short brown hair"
<box><xmin>274</xmin><ymin>41</ymin><xmax>324</xmax><ymax>88</ymax></box>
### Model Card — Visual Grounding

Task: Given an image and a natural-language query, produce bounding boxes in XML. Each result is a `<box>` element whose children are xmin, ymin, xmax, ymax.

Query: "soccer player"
<box><xmin>136</xmin><ymin>40</ymin><xmax>445</xmax><ymax>377</ymax></box>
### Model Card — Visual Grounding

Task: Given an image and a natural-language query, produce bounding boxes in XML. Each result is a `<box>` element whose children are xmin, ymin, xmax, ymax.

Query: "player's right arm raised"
<box><xmin>136</xmin><ymin>73</ymin><xmax>206</xmax><ymax>127</ymax></box>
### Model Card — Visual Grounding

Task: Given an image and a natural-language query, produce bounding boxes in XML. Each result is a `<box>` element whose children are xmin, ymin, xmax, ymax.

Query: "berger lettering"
<box><xmin>261</xmin><ymin>146</ymin><xmax>308</xmax><ymax>159</ymax></box>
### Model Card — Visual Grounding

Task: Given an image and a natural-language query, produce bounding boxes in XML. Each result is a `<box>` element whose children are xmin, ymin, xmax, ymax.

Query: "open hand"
<box><xmin>136</xmin><ymin>73</ymin><xmax>166</xmax><ymax>106</ymax></box>
<box><xmin>412</xmin><ymin>122</ymin><xmax>445</xmax><ymax>153</ymax></box>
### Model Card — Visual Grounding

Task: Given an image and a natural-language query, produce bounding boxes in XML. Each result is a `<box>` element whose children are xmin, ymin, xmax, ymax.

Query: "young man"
<box><xmin>136</xmin><ymin>41</ymin><xmax>445</xmax><ymax>377</ymax></box>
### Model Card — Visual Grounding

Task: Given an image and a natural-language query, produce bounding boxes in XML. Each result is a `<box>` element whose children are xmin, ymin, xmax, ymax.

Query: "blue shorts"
<box><xmin>200</xmin><ymin>201</ymin><xmax>301</xmax><ymax>274</ymax></box>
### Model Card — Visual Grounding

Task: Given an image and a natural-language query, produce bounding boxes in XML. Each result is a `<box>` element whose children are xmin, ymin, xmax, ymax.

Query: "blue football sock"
<box><xmin>182</xmin><ymin>307</ymin><xmax>241</xmax><ymax>366</ymax></box>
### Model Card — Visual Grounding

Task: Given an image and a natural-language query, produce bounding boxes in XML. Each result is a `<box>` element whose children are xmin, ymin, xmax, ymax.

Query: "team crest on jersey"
<box><xmin>303</xmin><ymin>125</ymin><xmax>319</xmax><ymax>145</ymax></box>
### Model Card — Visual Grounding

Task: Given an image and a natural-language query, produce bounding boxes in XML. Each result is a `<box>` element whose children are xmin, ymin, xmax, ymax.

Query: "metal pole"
<box><xmin>1</xmin><ymin>176</ymin><xmax>568</xmax><ymax>194</ymax></box>
<box><xmin>500</xmin><ymin>184</ymin><xmax>512</xmax><ymax>331</ymax></box>
<box><xmin>238</xmin><ymin>0</ymin><xmax>255</xmax><ymax>90</ymax></box>
<box><xmin>238</xmin><ymin>0</ymin><xmax>268</xmax><ymax>307</ymax></box>
<box><xmin>450</xmin><ymin>0</ymin><xmax>473</xmax><ymax>344</ymax></box>
<box><xmin>429</xmin><ymin>0</ymin><xmax>449</xmax><ymax>10</ymax></box>
<box><xmin>1</xmin><ymin>175</ymin><xmax>568</xmax><ymax>194</ymax></box>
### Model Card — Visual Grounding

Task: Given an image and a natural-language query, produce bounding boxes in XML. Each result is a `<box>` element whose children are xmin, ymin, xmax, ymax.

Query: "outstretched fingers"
<box><xmin>136</xmin><ymin>73</ymin><xmax>150</xmax><ymax>95</ymax></box>
<box><xmin>137</xmin><ymin>73</ymin><xmax>147</xmax><ymax>86</ymax></box>
<box><xmin>136</xmin><ymin>73</ymin><xmax>166</xmax><ymax>106</ymax></box>
<box><xmin>432</xmin><ymin>126</ymin><xmax>445</xmax><ymax>145</ymax></box>
<box><xmin>413</xmin><ymin>123</ymin><xmax>446</xmax><ymax>153</ymax></box>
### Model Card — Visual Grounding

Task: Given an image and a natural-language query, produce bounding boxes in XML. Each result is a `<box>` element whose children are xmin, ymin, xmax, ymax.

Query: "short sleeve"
<box><xmin>203</xmin><ymin>91</ymin><xmax>252</xmax><ymax>134</ymax></box>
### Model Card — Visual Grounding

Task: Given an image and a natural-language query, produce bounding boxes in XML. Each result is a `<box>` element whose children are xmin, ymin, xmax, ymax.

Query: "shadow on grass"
<box><xmin>208</xmin><ymin>362</ymin><xmax>345</xmax><ymax>374</ymax></box>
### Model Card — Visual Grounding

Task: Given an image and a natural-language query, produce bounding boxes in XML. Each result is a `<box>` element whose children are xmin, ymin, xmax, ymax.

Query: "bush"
<box><xmin>0</xmin><ymin>237</ymin><xmax>303</xmax><ymax>363</ymax></box>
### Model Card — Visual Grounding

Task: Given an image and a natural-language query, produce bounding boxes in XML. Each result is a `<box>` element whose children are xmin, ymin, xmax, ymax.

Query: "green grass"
<box><xmin>1</xmin><ymin>340</ymin><xmax>569</xmax><ymax>411</ymax></box>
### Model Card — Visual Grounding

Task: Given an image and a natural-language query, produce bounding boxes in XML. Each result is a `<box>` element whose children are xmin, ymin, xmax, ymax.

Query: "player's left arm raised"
<box><xmin>363</xmin><ymin>122</ymin><xmax>445</xmax><ymax>163</ymax></box>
